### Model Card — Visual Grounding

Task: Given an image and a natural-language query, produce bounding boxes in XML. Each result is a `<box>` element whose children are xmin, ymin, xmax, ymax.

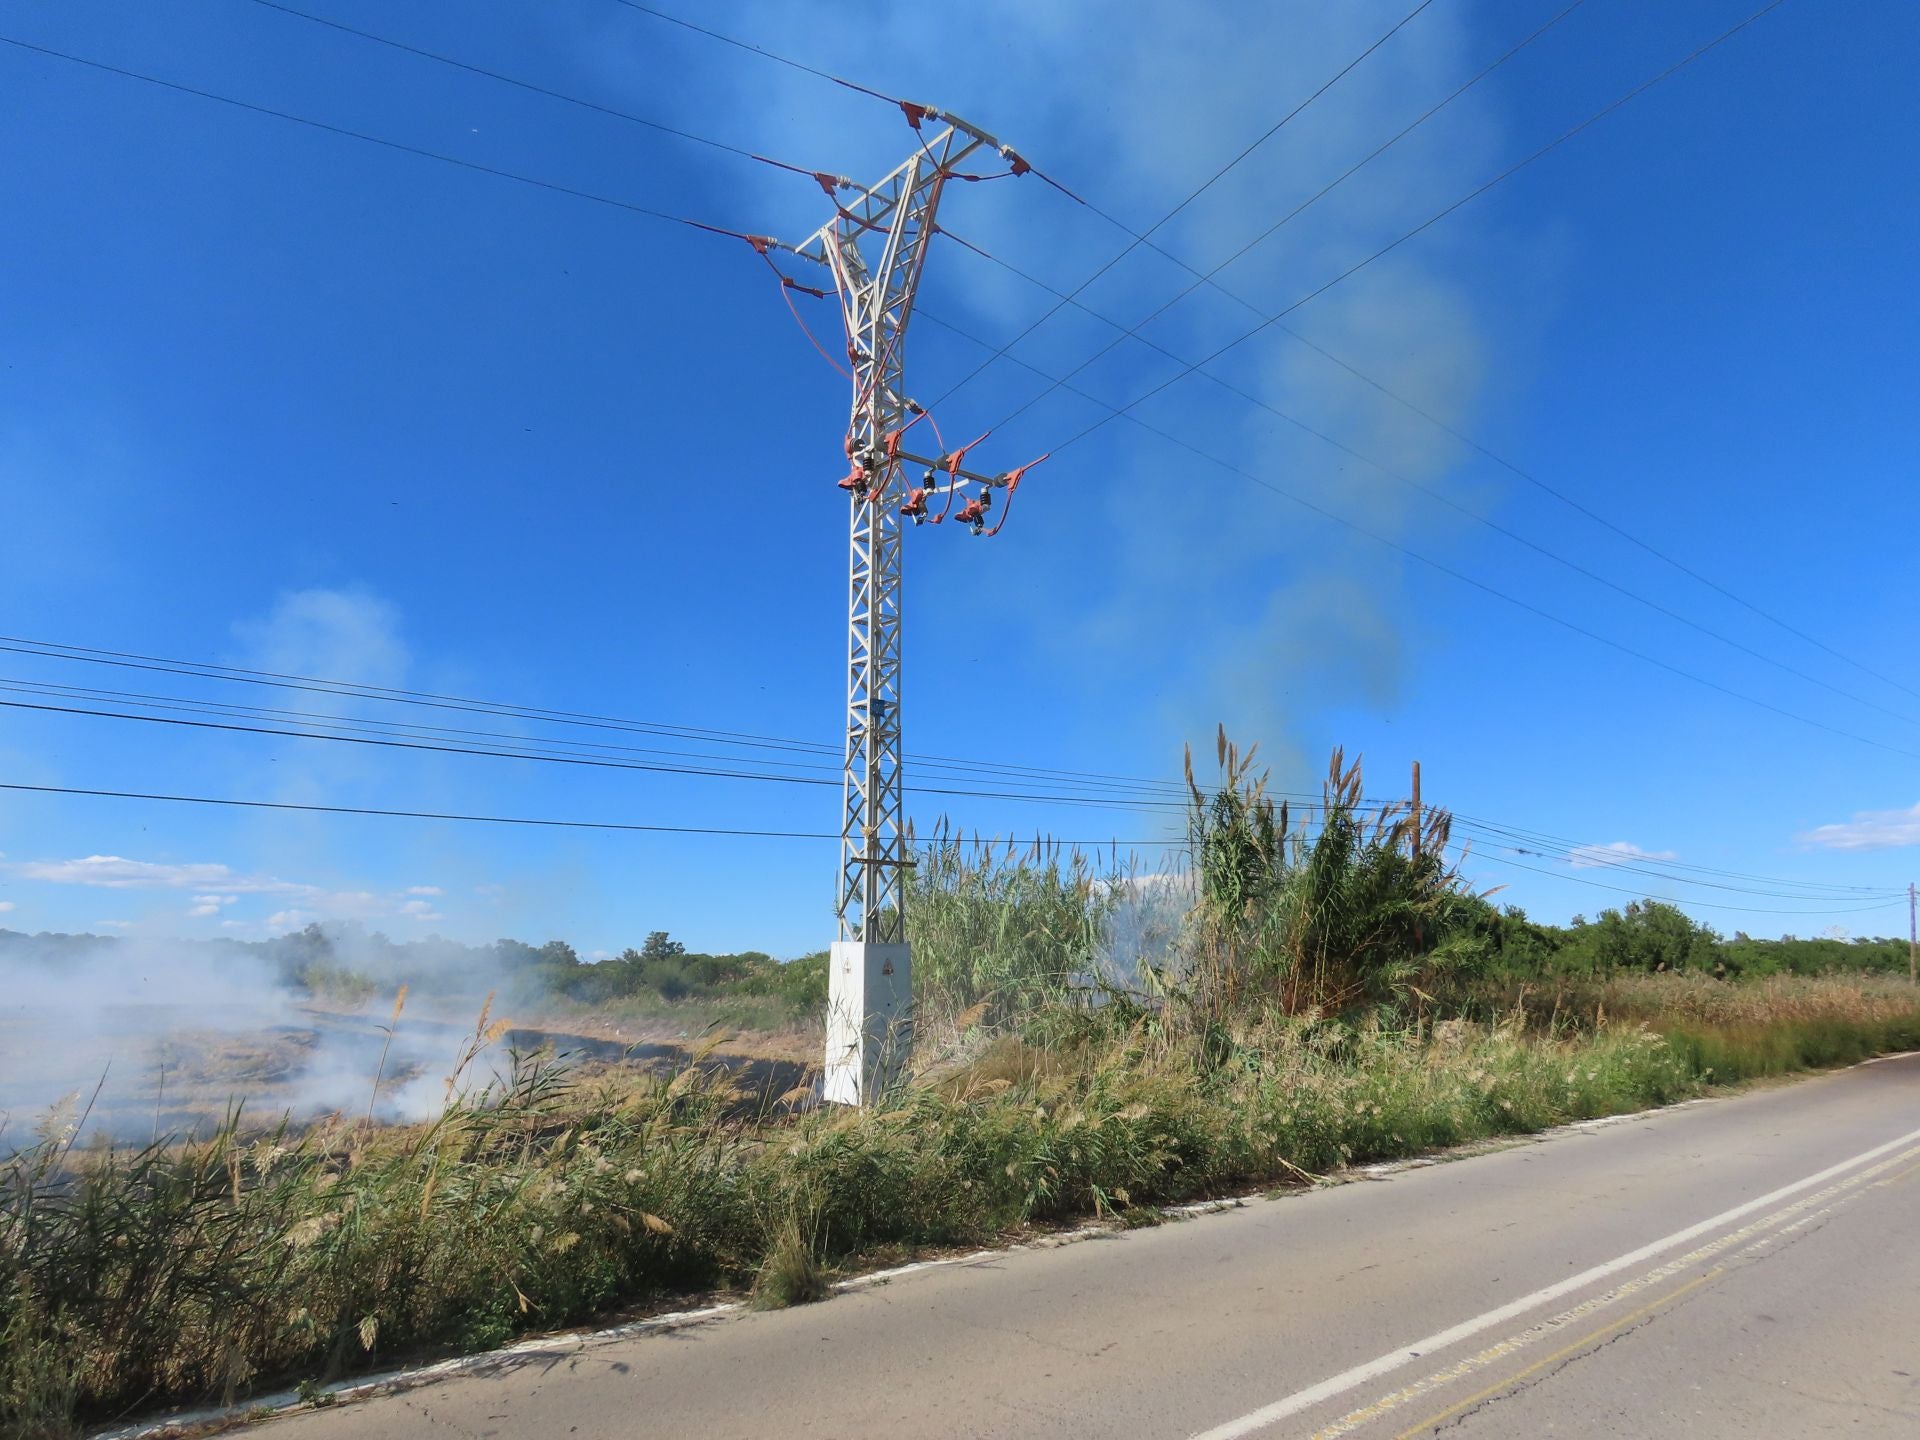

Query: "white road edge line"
<box><xmin>1184</xmin><ymin>1118</ymin><xmax>1920</xmax><ymax>1440</ymax></box>
<box><xmin>97</xmin><ymin>1051</ymin><xmax>1920</xmax><ymax>1440</ymax></box>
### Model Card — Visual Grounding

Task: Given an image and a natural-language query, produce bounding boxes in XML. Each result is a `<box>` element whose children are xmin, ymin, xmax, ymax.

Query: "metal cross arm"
<box><xmin>891</xmin><ymin>449</ymin><xmax>999</xmax><ymax>487</ymax></box>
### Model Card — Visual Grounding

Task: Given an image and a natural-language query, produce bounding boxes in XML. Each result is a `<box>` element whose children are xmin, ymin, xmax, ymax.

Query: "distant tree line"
<box><xmin>1458</xmin><ymin>898</ymin><xmax>1912</xmax><ymax>979</ymax></box>
<box><xmin>0</xmin><ymin>923</ymin><xmax>830</xmax><ymax>1015</ymax></box>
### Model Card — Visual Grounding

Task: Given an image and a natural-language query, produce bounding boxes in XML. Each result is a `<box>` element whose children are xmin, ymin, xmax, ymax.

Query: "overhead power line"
<box><xmin>0</xmin><ymin>30</ymin><xmax>795</xmax><ymax>253</ymax></box>
<box><xmin>2</xmin><ymin>780</ymin><xmax>1890</xmax><ymax>915</ymax></box>
<box><xmin>932</xmin><ymin>247</ymin><xmax>1920</xmax><ymax>736</ymax></box>
<box><xmin>0</xmin><ymin>780</ymin><xmax>1175</xmax><ymax>847</ymax></box>
<box><xmin>926</xmin><ymin>0</ymin><xmax>1440</xmax><ymax>411</ymax></box>
<box><xmin>1470</xmin><ymin>852</ymin><xmax>1907</xmax><ymax>917</ymax></box>
<box><xmin>19</xmin><ymin>11</ymin><xmax>1883</xmax><ymax>753</ymax></box>
<box><xmin>1032</xmin><ymin>0</ymin><xmax>1795</xmax><ymax>462</ymax></box>
<box><xmin>0</xmin><ymin>635</ymin><xmax>1192</xmax><ymax>797</ymax></box>
<box><xmin>6</xmin><ymin>679</ymin><xmax>1889</xmax><ymax>905</ymax></box>
<box><xmin>912</xmin><ymin>309</ymin><xmax>1920</xmax><ymax>771</ymax></box>
<box><xmin>652</xmin><ymin>0</ymin><xmax>1913</xmax><ymax>717</ymax></box>
<box><xmin>1444</xmin><ymin>822</ymin><xmax>1896</xmax><ymax>898</ymax></box>
<box><xmin>948</xmin><ymin>0</ymin><xmax>1588</xmax><ymax>419</ymax></box>
<box><xmin>246</xmin><ymin>0</ymin><xmax>772</xmax><ymax>166</ymax></box>
<box><xmin>604</xmin><ymin>0</ymin><xmax>901</xmax><ymax>105</ymax></box>
<box><xmin>3</xmin><ymin>634</ymin><xmax>1895</xmax><ymax>902</ymax></box>
<box><xmin>0</xmin><ymin>697</ymin><xmax>1196</xmax><ymax>815</ymax></box>
<box><xmin>0</xmin><ymin>676</ymin><xmax>1195</xmax><ymax>812</ymax></box>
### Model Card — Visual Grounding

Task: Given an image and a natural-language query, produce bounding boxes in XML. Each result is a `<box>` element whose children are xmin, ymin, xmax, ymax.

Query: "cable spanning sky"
<box><xmin>1</xmin><ymin>0</ymin><xmax>1914</xmax><ymax>953</ymax></box>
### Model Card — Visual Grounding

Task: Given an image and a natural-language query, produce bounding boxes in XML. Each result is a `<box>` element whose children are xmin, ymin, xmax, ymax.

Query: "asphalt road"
<box><xmin>269</xmin><ymin>1052</ymin><xmax>1920</xmax><ymax>1439</ymax></box>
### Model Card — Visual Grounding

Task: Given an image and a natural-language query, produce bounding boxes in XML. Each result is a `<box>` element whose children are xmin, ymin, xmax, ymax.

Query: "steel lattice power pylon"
<box><xmin>766</xmin><ymin>106</ymin><xmax>1045</xmax><ymax>1104</ymax></box>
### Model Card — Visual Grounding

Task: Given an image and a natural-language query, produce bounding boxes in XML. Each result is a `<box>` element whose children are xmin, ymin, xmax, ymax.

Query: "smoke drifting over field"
<box><xmin>0</xmin><ymin>926</ymin><xmax>523</xmax><ymax>1149</ymax></box>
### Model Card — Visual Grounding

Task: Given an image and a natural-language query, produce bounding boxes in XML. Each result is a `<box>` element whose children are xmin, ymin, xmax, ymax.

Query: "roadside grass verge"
<box><xmin>7</xmin><ymin>980</ymin><xmax>1918</xmax><ymax>1437</ymax></box>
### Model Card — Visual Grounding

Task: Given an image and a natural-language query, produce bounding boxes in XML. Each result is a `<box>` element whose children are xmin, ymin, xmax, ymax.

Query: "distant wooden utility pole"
<box><xmin>1410</xmin><ymin>760</ymin><xmax>1422</xmax><ymax>863</ymax></box>
<box><xmin>1411</xmin><ymin>760</ymin><xmax>1424</xmax><ymax>954</ymax></box>
<box><xmin>1909</xmin><ymin>881</ymin><xmax>1916</xmax><ymax>986</ymax></box>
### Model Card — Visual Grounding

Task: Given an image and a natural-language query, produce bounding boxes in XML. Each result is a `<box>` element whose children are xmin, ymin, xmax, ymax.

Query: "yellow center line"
<box><xmin>1298</xmin><ymin>1141</ymin><xmax>1920</xmax><ymax>1440</ymax></box>
<box><xmin>1391</xmin><ymin>1267</ymin><xmax>1723</xmax><ymax>1439</ymax></box>
<box><xmin>1872</xmin><ymin>1159</ymin><xmax>1920</xmax><ymax>1190</ymax></box>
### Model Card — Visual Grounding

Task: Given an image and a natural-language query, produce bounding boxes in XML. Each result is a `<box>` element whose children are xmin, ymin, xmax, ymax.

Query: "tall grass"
<box><xmin>6</xmin><ymin>974</ymin><xmax>1918</xmax><ymax>1434</ymax></box>
<box><xmin>7</xmin><ymin>741</ymin><xmax>1919</xmax><ymax>1435</ymax></box>
<box><xmin>907</xmin><ymin>828</ymin><xmax>1118</xmax><ymax>1025</ymax></box>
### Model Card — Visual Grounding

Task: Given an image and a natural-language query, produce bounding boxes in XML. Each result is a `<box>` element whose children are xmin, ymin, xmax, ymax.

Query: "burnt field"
<box><xmin>0</xmin><ymin>1002</ymin><xmax>811</xmax><ymax>1150</ymax></box>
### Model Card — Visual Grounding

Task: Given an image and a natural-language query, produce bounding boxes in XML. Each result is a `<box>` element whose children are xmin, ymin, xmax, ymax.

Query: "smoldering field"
<box><xmin>0</xmin><ymin>930</ymin><xmax>803</xmax><ymax>1151</ymax></box>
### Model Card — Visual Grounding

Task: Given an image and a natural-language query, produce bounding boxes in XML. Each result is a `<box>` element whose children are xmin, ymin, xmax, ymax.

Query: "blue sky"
<box><xmin>2</xmin><ymin>0</ymin><xmax>1915</xmax><ymax>957</ymax></box>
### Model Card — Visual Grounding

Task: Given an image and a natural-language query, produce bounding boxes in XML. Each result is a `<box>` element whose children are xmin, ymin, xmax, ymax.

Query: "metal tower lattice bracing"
<box><xmin>780</xmin><ymin>106</ymin><xmax>1040</xmax><ymax>1104</ymax></box>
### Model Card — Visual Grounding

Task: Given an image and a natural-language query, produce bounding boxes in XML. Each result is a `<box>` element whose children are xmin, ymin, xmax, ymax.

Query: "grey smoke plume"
<box><xmin>0</xmin><ymin>927</ymin><xmax>517</xmax><ymax>1151</ymax></box>
<box><xmin>576</xmin><ymin>1</ymin><xmax>1529</xmax><ymax>783</ymax></box>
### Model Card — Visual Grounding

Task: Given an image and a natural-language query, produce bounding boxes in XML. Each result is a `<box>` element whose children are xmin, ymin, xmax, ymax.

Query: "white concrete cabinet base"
<box><xmin>821</xmin><ymin>940</ymin><xmax>912</xmax><ymax>1106</ymax></box>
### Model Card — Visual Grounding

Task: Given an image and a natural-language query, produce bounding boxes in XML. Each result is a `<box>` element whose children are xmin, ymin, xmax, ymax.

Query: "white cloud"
<box><xmin>12</xmin><ymin>856</ymin><xmax>316</xmax><ymax>894</ymax></box>
<box><xmin>1799</xmin><ymin>801</ymin><xmax>1920</xmax><ymax>853</ymax></box>
<box><xmin>1569</xmin><ymin>841</ymin><xmax>1678</xmax><ymax>870</ymax></box>
<box><xmin>187</xmin><ymin>892</ymin><xmax>239</xmax><ymax>917</ymax></box>
<box><xmin>0</xmin><ymin>900</ymin><xmax>14</xmax><ymax>913</ymax></box>
<box><xmin>405</xmin><ymin>885</ymin><xmax>443</xmax><ymax>897</ymax></box>
<box><xmin>96</xmin><ymin>920</ymin><xmax>133</xmax><ymax>930</ymax></box>
<box><xmin>265</xmin><ymin>909</ymin><xmax>317</xmax><ymax>931</ymax></box>
<box><xmin>398</xmin><ymin>899</ymin><xmax>444</xmax><ymax>922</ymax></box>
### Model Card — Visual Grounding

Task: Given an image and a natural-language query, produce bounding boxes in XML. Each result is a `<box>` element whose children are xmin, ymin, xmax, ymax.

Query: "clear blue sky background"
<box><xmin>2</xmin><ymin>0</ymin><xmax>1915</xmax><ymax>957</ymax></box>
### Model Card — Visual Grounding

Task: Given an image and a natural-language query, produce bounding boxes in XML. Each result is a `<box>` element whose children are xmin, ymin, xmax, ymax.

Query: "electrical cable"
<box><xmin>7</xmin><ymin>694</ymin><xmax>1890</xmax><ymax>905</ymax></box>
<box><xmin>2</xmin><ymin>647</ymin><xmax>1892</xmax><ymax>901</ymax></box>
<box><xmin>604</xmin><ymin>0</ymin><xmax>903</xmax><ymax>106</ymax></box>
<box><xmin>0</xmin><ymin>31</ymin><xmax>789</xmax><ymax>252</ymax></box>
<box><xmin>9</xmin><ymin>11</ymin><xmax>1887</xmax><ymax>918</ymax></box>
<box><xmin>944</xmin><ymin>0</ymin><xmax>1574</xmax><ymax>422</ymax></box>
<box><xmin>1468</xmin><ymin>852</ymin><xmax>1907</xmax><ymax>916</ymax></box>
<box><xmin>10</xmin><ymin>678</ymin><xmax>1891</xmax><ymax>904</ymax></box>
<box><xmin>600</xmin><ymin>0</ymin><xmax>1916</xmax><ymax>716</ymax></box>
<box><xmin>922</xmin><ymin>0</ymin><xmax>1440</xmax><ymax>412</ymax></box>
<box><xmin>1443</xmin><ymin>814</ymin><xmax>1896</xmax><ymax>895</ymax></box>
<box><xmin>0</xmin><ymin>780</ymin><xmax>1184</xmax><ymax>847</ymax></box>
<box><xmin>934</xmin><ymin>230</ymin><xmax>1920</xmax><ymax>735</ymax></box>
<box><xmin>1030</xmin><ymin>0</ymin><xmax>1795</xmax><ymax>462</ymax></box>
<box><xmin>912</xmin><ymin>307</ymin><xmax>1920</xmax><ymax>772</ymax></box>
<box><xmin>32</xmin><ymin>8</ymin><xmax>1890</xmax><ymax>747</ymax></box>
<box><xmin>240</xmin><ymin>0</ymin><xmax>835</xmax><ymax>185</ymax></box>
<box><xmin>937</xmin><ymin>0</ymin><xmax>1575</xmax><ymax>416</ymax></box>
<box><xmin>0</xmin><ymin>675</ymin><xmax>1198</xmax><ymax>804</ymax></box>
<box><xmin>0</xmin><ymin>697</ymin><xmax>1197</xmax><ymax>815</ymax></box>
<box><xmin>0</xmin><ymin>636</ymin><xmax>1196</xmax><ymax>797</ymax></box>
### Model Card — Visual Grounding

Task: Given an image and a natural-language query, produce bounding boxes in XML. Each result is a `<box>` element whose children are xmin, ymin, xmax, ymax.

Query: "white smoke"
<box><xmin>573</xmin><ymin>1</ymin><xmax>1537</xmax><ymax>784</ymax></box>
<box><xmin>0</xmin><ymin>927</ymin><xmax>528</xmax><ymax>1152</ymax></box>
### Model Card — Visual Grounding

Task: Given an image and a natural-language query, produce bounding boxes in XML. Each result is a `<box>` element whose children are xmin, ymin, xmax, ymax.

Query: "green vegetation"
<box><xmin>4</xmin><ymin>732</ymin><xmax>1915</xmax><ymax>1436</ymax></box>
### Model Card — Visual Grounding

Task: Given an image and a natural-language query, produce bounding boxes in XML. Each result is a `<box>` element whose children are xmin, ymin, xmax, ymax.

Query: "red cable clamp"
<box><xmin>932</xmin><ymin>431</ymin><xmax>990</xmax><ymax>523</ymax></box>
<box><xmin>900</xmin><ymin>100</ymin><xmax>935</xmax><ymax>131</ymax></box>
<box><xmin>985</xmin><ymin>452</ymin><xmax>1050</xmax><ymax>538</ymax></box>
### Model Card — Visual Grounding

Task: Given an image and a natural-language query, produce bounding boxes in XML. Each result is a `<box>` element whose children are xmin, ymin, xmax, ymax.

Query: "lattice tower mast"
<box><xmin>792</xmin><ymin>110</ymin><xmax>1030</xmax><ymax>943</ymax></box>
<box><xmin>778</xmin><ymin>107</ymin><xmax>1042</xmax><ymax>1103</ymax></box>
